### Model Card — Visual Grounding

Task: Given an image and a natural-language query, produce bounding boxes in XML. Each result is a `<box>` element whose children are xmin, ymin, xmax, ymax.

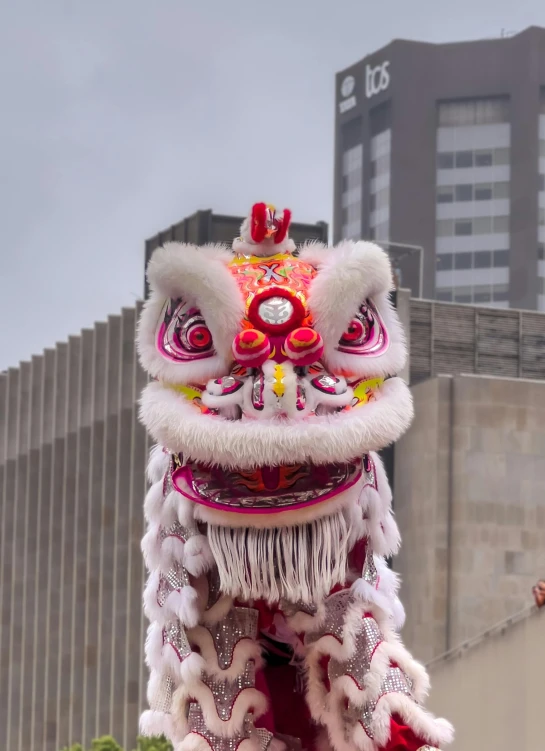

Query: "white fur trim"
<box><xmin>162</xmin><ymin>535</ymin><xmax>186</xmax><ymax>561</ymax></box>
<box><xmin>183</xmin><ymin>534</ymin><xmax>215</xmax><ymax>577</ymax></box>
<box><xmin>165</xmin><ymin>490</ymin><xmax>199</xmax><ymax>527</ymax></box>
<box><xmin>138</xmin><ymin>243</ymin><xmax>244</xmax><ymax>383</ymax></box>
<box><xmin>188</xmin><ymin>625</ymin><xmax>263</xmax><ymax>681</ymax></box>
<box><xmin>163</xmin><ymin>640</ymin><xmax>192</xmax><ymax>678</ymax></box>
<box><xmin>359</xmin><ymin>453</ymin><xmax>401</xmax><ymax>557</ymax></box>
<box><xmin>391</xmin><ymin>596</ymin><xmax>406</xmax><ymax>631</ymax></box>
<box><xmin>352</xmin><ymin>693</ymin><xmax>454</xmax><ymax>749</ymax></box>
<box><xmin>300</xmin><ymin>241</ymin><xmax>407</xmax><ymax>379</ymax></box>
<box><xmin>143</xmin><ymin>570</ymin><xmax>164</xmax><ymax>623</ymax></box>
<box><xmin>175</xmin><ymin>682</ymin><xmax>268</xmax><ymax>737</ymax></box>
<box><xmin>167</xmin><ymin>586</ymin><xmax>200</xmax><ymax>628</ymax></box>
<box><xmin>351</xmin><ymin>578</ymin><xmax>396</xmax><ymax>621</ymax></box>
<box><xmin>142</xmin><ymin>524</ymin><xmax>162</xmax><ymax>571</ymax></box>
<box><xmin>139</xmin><ymin>709</ymin><xmax>174</xmax><ymax>739</ymax></box>
<box><xmin>180</xmin><ymin>651</ymin><xmax>206</xmax><ymax>684</ymax></box>
<box><xmin>202</xmin><ymin>594</ymin><xmax>234</xmax><ymax>626</ymax></box>
<box><xmin>145</xmin><ymin>622</ymin><xmax>165</xmax><ymax>671</ymax></box>
<box><xmin>144</xmin><ymin>480</ymin><xmax>166</xmax><ymax>522</ymax></box>
<box><xmin>148</xmin><ymin>445</ymin><xmax>169</xmax><ymax>484</ymax></box>
<box><xmin>140</xmin><ymin>377</ymin><xmax>413</xmax><ymax>469</ymax></box>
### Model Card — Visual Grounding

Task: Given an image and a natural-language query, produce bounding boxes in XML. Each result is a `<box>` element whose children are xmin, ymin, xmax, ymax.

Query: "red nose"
<box><xmin>232</xmin><ymin>329</ymin><xmax>271</xmax><ymax>367</ymax></box>
<box><xmin>284</xmin><ymin>327</ymin><xmax>324</xmax><ymax>366</ymax></box>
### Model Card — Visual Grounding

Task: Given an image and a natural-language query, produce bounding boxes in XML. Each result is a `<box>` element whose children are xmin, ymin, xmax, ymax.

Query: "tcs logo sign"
<box><xmin>365</xmin><ymin>61</ymin><xmax>390</xmax><ymax>99</ymax></box>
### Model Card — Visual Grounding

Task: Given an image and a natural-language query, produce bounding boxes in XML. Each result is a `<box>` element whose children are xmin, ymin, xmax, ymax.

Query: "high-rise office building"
<box><xmin>334</xmin><ymin>26</ymin><xmax>545</xmax><ymax>310</ymax></box>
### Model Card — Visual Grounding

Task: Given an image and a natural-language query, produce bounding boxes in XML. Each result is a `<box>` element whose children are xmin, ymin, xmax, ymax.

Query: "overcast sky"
<box><xmin>0</xmin><ymin>0</ymin><xmax>542</xmax><ymax>369</ymax></box>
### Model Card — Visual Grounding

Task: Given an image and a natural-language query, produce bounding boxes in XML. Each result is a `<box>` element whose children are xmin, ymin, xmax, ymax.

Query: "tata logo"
<box><xmin>341</xmin><ymin>75</ymin><xmax>355</xmax><ymax>98</ymax></box>
<box><xmin>365</xmin><ymin>61</ymin><xmax>390</xmax><ymax>99</ymax></box>
<box><xmin>339</xmin><ymin>74</ymin><xmax>357</xmax><ymax>114</ymax></box>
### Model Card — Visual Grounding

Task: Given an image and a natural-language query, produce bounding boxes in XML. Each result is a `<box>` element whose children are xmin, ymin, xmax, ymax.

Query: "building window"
<box><xmin>454</xmin><ymin>252</ymin><xmax>472</xmax><ymax>269</ymax></box>
<box><xmin>539</xmin><ymin>174</ymin><xmax>545</xmax><ymax>192</ymax></box>
<box><xmin>453</xmin><ymin>287</ymin><xmax>472</xmax><ymax>303</ymax></box>
<box><xmin>437</xmin><ymin>152</ymin><xmax>454</xmax><ymax>169</ymax></box>
<box><xmin>437</xmin><ymin>186</ymin><xmax>454</xmax><ymax>203</ymax></box>
<box><xmin>474</xmin><ymin>217</ymin><xmax>493</xmax><ymax>234</ymax></box>
<box><xmin>474</xmin><ymin>250</ymin><xmax>492</xmax><ymax>268</ymax></box>
<box><xmin>493</xmin><ymin>182</ymin><xmax>510</xmax><ymax>199</ymax></box>
<box><xmin>492</xmin><ymin>284</ymin><xmax>509</xmax><ymax>302</ymax></box>
<box><xmin>493</xmin><ymin>249</ymin><xmax>509</xmax><ymax>267</ymax></box>
<box><xmin>455</xmin><ymin>151</ymin><xmax>473</xmax><ymax>168</ymax></box>
<box><xmin>455</xmin><ymin>184</ymin><xmax>473</xmax><ymax>202</ymax></box>
<box><xmin>437</xmin><ymin>181</ymin><xmax>509</xmax><ymax>203</ymax></box>
<box><xmin>539</xmin><ymin>243</ymin><xmax>545</xmax><ymax>261</ymax></box>
<box><xmin>436</xmin><ymin>254</ymin><xmax>453</xmax><ymax>271</ymax></box>
<box><xmin>455</xmin><ymin>220</ymin><xmax>472</xmax><ymax>236</ymax></box>
<box><xmin>493</xmin><ymin>216</ymin><xmax>510</xmax><ymax>233</ymax></box>
<box><xmin>438</xmin><ymin>98</ymin><xmax>509</xmax><ymax>126</ymax></box>
<box><xmin>474</xmin><ymin>287</ymin><xmax>492</xmax><ymax>303</ymax></box>
<box><xmin>341</xmin><ymin>139</ymin><xmax>363</xmax><ymax>241</ymax></box>
<box><xmin>436</xmin><ymin>289</ymin><xmax>453</xmax><ymax>302</ymax></box>
<box><xmin>494</xmin><ymin>147</ymin><xmax>510</xmax><ymax>165</ymax></box>
<box><xmin>475</xmin><ymin>150</ymin><xmax>493</xmax><ymax>167</ymax></box>
<box><xmin>475</xmin><ymin>184</ymin><xmax>493</xmax><ymax>201</ymax></box>
<box><xmin>437</xmin><ymin>148</ymin><xmax>510</xmax><ymax>170</ymax></box>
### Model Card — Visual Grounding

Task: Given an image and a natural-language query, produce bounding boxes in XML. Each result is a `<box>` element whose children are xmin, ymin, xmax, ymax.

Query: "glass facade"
<box><xmin>341</xmin><ymin>144</ymin><xmax>363</xmax><ymax>240</ymax></box>
<box><xmin>368</xmin><ymin>129</ymin><xmax>391</xmax><ymax>242</ymax></box>
<box><xmin>340</xmin><ymin>117</ymin><xmax>363</xmax><ymax>240</ymax></box>
<box><xmin>435</xmin><ymin>98</ymin><xmax>511</xmax><ymax>307</ymax></box>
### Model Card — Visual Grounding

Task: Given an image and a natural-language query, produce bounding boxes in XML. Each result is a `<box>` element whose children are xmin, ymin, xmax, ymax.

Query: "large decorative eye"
<box><xmin>157</xmin><ymin>298</ymin><xmax>214</xmax><ymax>361</ymax></box>
<box><xmin>338</xmin><ymin>301</ymin><xmax>389</xmax><ymax>356</ymax></box>
<box><xmin>340</xmin><ymin>317</ymin><xmax>369</xmax><ymax>346</ymax></box>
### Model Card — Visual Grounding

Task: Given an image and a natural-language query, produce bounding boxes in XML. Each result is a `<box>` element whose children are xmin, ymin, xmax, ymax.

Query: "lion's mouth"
<box><xmin>171</xmin><ymin>457</ymin><xmax>363</xmax><ymax>513</ymax></box>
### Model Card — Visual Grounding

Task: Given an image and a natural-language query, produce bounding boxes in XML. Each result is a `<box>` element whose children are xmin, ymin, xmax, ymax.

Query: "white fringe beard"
<box><xmin>207</xmin><ymin>510</ymin><xmax>352</xmax><ymax>604</ymax></box>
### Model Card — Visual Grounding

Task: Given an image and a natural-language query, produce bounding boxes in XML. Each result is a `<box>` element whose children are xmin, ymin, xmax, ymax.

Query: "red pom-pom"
<box><xmin>233</xmin><ymin>329</ymin><xmax>271</xmax><ymax>367</ymax></box>
<box><xmin>284</xmin><ymin>327</ymin><xmax>324</xmax><ymax>365</ymax></box>
<box><xmin>274</xmin><ymin>208</ymin><xmax>292</xmax><ymax>244</ymax></box>
<box><xmin>251</xmin><ymin>203</ymin><xmax>268</xmax><ymax>243</ymax></box>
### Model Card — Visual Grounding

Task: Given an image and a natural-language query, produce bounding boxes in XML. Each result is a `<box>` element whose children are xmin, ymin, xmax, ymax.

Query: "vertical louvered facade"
<box><xmin>409</xmin><ymin>300</ymin><xmax>545</xmax><ymax>384</ymax></box>
<box><xmin>0</xmin><ymin>305</ymin><xmax>149</xmax><ymax>751</ymax></box>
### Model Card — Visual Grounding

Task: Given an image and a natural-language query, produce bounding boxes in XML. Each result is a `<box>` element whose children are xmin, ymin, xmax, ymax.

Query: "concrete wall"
<box><xmin>427</xmin><ymin>605</ymin><xmax>545</xmax><ymax>751</ymax></box>
<box><xmin>0</xmin><ymin>305</ymin><xmax>149</xmax><ymax>751</ymax></box>
<box><xmin>394</xmin><ymin>373</ymin><xmax>545</xmax><ymax>662</ymax></box>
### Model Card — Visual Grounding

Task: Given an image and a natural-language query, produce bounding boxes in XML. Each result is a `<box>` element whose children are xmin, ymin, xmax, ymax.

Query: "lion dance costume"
<box><xmin>137</xmin><ymin>204</ymin><xmax>453</xmax><ymax>751</ymax></box>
